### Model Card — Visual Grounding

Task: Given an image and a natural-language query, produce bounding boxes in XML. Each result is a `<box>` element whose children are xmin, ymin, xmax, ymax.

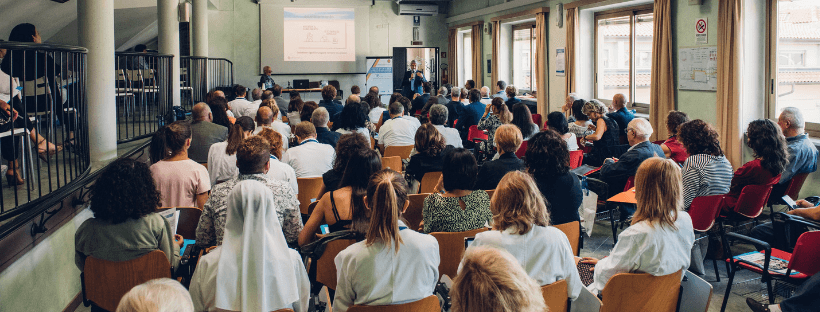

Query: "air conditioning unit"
<box><xmin>399</xmin><ymin>4</ymin><xmax>438</xmax><ymax>16</ymax></box>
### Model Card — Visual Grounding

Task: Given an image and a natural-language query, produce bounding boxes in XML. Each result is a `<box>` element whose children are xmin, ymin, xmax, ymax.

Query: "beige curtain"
<box><xmin>717</xmin><ymin>0</ymin><xmax>743</xmax><ymax>168</ymax></box>
<box><xmin>648</xmin><ymin>0</ymin><xmax>675</xmax><ymax>141</ymax></box>
<box><xmin>491</xmin><ymin>21</ymin><xmax>500</xmax><ymax>92</ymax></box>
<box><xmin>565</xmin><ymin>8</ymin><xmax>577</xmax><ymax>99</ymax></box>
<box><xmin>471</xmin><ymin>23</ymin><xmax>483</xmax><ymax>87</ymax></box>
<box><xmin>535</xmin><ymin>12</ymin><xmax>548</xmax><ymax>117</ymax></box>
<box><xmin>448</xmin><ymin>28</ymin><xmax>458</xmax><ymax>87</ymax></box>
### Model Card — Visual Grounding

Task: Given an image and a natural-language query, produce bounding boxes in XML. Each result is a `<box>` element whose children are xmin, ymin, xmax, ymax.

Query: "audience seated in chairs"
<box><xmin>287</xmin><ymin>98</ymin><xmax>305</xmax><ymax>125</ymax></box>
<box><xmin>455</xmin><ymin>89</ymin><xmax>486</xmax><ymax>145</ymax></box>
<box><xmin>411</xmin><ymin>82</ymin><xmax>432</xmax><ymax>114</ymax></box>
<box><xmin>436</xmin><ymin>86</ymin><xmax>449</xmax><ymax>104</ymax></box>
<box><xmin>580</xmin><ymin>99</ymin><xmax>620</xmax><ymax>166</ymax></box>
<box><xmin>579</xmin><ymin>157</ymin><xmax>695</xmax><ymax>295</ymax></box>
<box><xmin>149</xmin><ymin>121</ymin><xmax>211</xmax><ymax>209</ymax></box>
<box><xmin>451</xmin><ymin>246</ymin><xmax>547</xmax><ymax>312</ymax></box>
<box><xmin>477</xmin><ymin>97</ymin><xmax>512</xmax><ymax>159</ymax></box>
<box><xmin>116</xmin><ymin>278</ymin><xmax>194</xmax><ymax>312</ymax></box>
<box><xmin>443</xmin><ymin>87</ymin><xmax>464</xmax><ymax>128</ymax></box>
<box><xmin>207</xmin><ymin>116</ymin><xmax>255</xmax><ymax>185</ymax></box>
<box><xmin>272</xmin><ymin>84</ymin><xmax>289</xmax><ymax>117</ymax></box>
<box><xmin>256</xmin><ymin>128</ymin><xmax>298</xmax><ymax>194</ymax></box>
<box><xmin>299</xmin><ymin>101</ymin><xmax>318</xmax><ymax>127</ymax></box>
<box><xmin>722</xmin><ymin>119</ymin><xmax>788</xmax><ymax>214</ymax></box>
<box><xmin>678</xmin><ymin>119</ymin><xmax>733</xmax><ymax>210</ymax></box>
<box><xmin>334</xmin><ymin>97</ymin><xmax>371</xmax><ymax>138</ymax></box>
<box><xmin>504</xmin><ymin>85</ymin><xmax>521</xmax><ymax>112</ymax></box>
<box><xmin>508</xmin><ymin>103</ymin><xmax>539</xmax><ymax>144</ymax></box>
<box><xmin>254</xmin><ymin>104</ymin><xmax>290</xmax><ymax>150</ymax></box>
<box><xmin>227</xmin><ymin>85</ymin><xmax>253</xmax><ymax>118</ymax></box>
<box><xmin>206</xmin><ymin>96</ymin><xmax>234</xmax><ymax>128</ymax></box>
<box><xmin>659</xmin><ymin>111</ymin><xmax>690</xmax><ymax>164</ymax></box>
<box><xmin>312</xmin><ymin>107</ymin><xmax>341</xmax><ymax>148</ymax></box>
<box><xmin>429</xmin><ymin>104</ymin><xmax>463</xmax><ymax>148</ymax></box>
<box><xmin>474</xmin><ymin>125</ymin><xmax>525</xmax><ymax>191</ymax></box>
<box><xmin>525</xmin><ymin>130</ymin><xmax>583</xmax><ymax>226</ymax></box>
<box><xmin>75</xmin><ymin>158</ymin><xmax>182</xmax><ymax>272</ymax></box>
<box><xmin>320</xmin><ymin>134</ymin><xmax>372</xmax><ymax>196</ymax></box>
<box><xmin>471</xmin><ymin>171</ymin><xmax>584</xmax><ymax>300</ymax></box>
<box><xmin>378</xmin><ymin>102</ymin><xmax>421</xmax><ymax>151</ymax></box>
<box><xmin>421</xmin><ymin>148</ymin><xmax>490</xmax><ymax>233</ymax></box>
<box><xmin>333</xmin><ymin>169</ymin><xmax>439</xmax><ymax>312</ymax></box>
<box><xmin>568</xmin><ymin>99</ymin><xmax>592</xmax><ymax>140</ymax></box>
<box><xmin>751</xmin><ymin>197</ymin><xmax>820</xmax><ymax>248</ymax></box>
<box><xmin>282</xmin><ymin>121</ymin><xmax>335</xmax><ymax>178</ymax></box>
<box><xmin>319</xmin><ymin>85</ymin><xmax>343</xmax><ymax>124</ymax></box>
<box><xmin>196</xmin><ymin>136</ymin><xmax>302</xmax><ymax>247</ymax></box>
<box><xmin>605</xmin><ymin>94</ymin><xmax>634</xmax><ymax>144</ymax></box>
<box><xmin>405</xmin><ymin>123</ymin><xmax>455</xmax><ymax>187</ymax></box>
<box><xmin>773</xmin><ymin>107</ymin><xmax>818</xmax><ymax>197</ymax></box>
<box><xmin>492</xmin><ymin>80</ymin><xmax>508</xmax><ymax>101</ymax></box>
<box><xmin>189</xmin><ymin>179</ymin><xmax>310</xmax><ymax>312</ymax></box>
<box><xmin>187</xmin><ymin>103</ymin><xmax>228</xmax><ymax>164</ymax></box>
<box><xmin>299</xmin><ymin>148</ymin><xmax>381</xmax><ymax>247</ymax></box>
<box><xmin>546</xmin><ymin>111</ymin><xmax>579</xmax><ymax>151</ymax></box>
<box><xmin>363</xmin><ymin>90</ymin><xmax>385</xmax><ymax>124</ymax></box>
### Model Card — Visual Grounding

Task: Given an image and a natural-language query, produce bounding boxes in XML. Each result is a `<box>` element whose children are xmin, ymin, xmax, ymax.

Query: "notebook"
<box><xmin>734</xmin><ymin>252</ymin><xmax>799</xmax><ymax>275</ymax></box>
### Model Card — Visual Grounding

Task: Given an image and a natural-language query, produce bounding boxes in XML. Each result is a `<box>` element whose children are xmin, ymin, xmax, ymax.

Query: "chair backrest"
<box><xmin>515</xmin><ymin>140</ymin><xmax>528</xmax><ymax>158</ymax></box>
<box><xmin>785</xmin><ymin>172</ymin><xmax>810</xmax><ymax>201</ymax></box>
<box><xmin>23</xmin><ymin>76</ymin><xmax>51</xmax><ymax>97</ymax></box>
<box><xmin>553</xmin><ymin>221</ymin><xmax>580</xmax><ymax>256</ymax></box>
<box><xmin>418</xmin><ymin>172</ymin><xmax>443</xmax><ymax>194</ymax></box>
<box><xmin>315</xmin><ymin>238</ymin><xmax>356</xmax><ymax>290</ymax></box>
<box><xmin>370</xmin><ymin>136</ymin><xmax>376</xmax><ymax>150</ymax></box>
<box><xmin>688</xmin><ymin>195</ymin><xmax>725</xmax><ymax>232</ymax></box>
<box><xmin>384</xmin><ymin>145</ymin><xmax>414</xmax><ymax>159</ymax></box>
<box><xmin>404</xmin><ymin>193</ymin><xmax>429</xmax><ymax>231</ymax></box>
<box><xmin>652</xmin><ymin>140</ymin><xmax>665</xmax><ymax>145</ymax></box>
<box><xmin>734</xmin><ymin>184</ymin><xmax>773</xmax><ymax>218</ymax></box>
<box><xmin>468</xmin><ymin>125</ymin><xmax>488</xmax><ymax>141</ymax></box>
<box><xmin>788</xmin><ymin>230</ymin><xmax>820</xmax><ymax>276</ymax></box>
<box><xmin>623</xmin><ymin>176</ymin><xmax>635</xmax><ymax>191</ymax></box>
<box><xmin>431</xmin><ymin>227</ymin><xmax>489</xmax><ymax>279</ymax></box>
<box><xmin>569</xmin><ymin>150</ymin><xmax>584</xmax><ymax>169</ymax></box>
<box><xmin>486</xmin><ymin>189</ymin><xmax>495</xmax><ymax>199</ymax></box>
<box><xmin>83</xmin><ymin>250</ymin><xmax>172</xmax><ymax>311</ymax></box>
<box><xmin>381</xmin><ymin>156</ymin><xmax>403</xmax><ymax>172</ymax></box>
<box><xmin>531</xmin><ymin>114</ymin><xmax>542</xmax><ymax>127</ymax></box>
<box><xmin>541</xmin><ymin>279</ymin><xmax>569</xmax><ymax>312</ymax></box>
<box><xmin>156</xmin><ymin>207</ymin><xmax>202</xmax><ymax>239</ymax></box>
<box><xmin>347</xmin><ymin>295</ymin><xmax>441</xmax><ymax>312</ymax></box>
<box><xmin>297</xmin><ymin>177</ymin><xmax>324</xmax><ymax>215</ymax></box>
<box><xmin>599</xmin><ymin>270</ymin><xmax>682</xmax><ymax>312</ymax></box>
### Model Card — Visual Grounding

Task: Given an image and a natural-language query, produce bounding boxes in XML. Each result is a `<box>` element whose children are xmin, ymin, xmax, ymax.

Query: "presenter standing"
<box><xmin>259</xmin><ymin>66</ymin><xmax>275</xmax><ymax>89</ymax></box>
<box><xmin>401</xmin><ymin>60</ymin><xmax>427</xmax><ymax>99</ymax></box>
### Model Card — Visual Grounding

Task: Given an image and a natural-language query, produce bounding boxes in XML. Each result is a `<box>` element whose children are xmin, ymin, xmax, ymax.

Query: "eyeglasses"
<box><xmin>624</xmin><ymin>128</ymin><xmax>633</xmax><ymax>134</ymax></box>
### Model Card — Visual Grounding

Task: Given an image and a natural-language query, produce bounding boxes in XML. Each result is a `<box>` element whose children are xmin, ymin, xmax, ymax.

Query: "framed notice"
<box><xmin>556</xmin><ymin>48</ymin><xmax>566</xmax><ymax>76</ymax></box>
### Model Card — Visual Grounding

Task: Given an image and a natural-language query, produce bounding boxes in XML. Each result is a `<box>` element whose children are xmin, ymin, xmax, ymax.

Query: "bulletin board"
<box><xmin>678</xmin><ymin>46</ymin><xmax>717</xmax><ymax>91</ymax></box>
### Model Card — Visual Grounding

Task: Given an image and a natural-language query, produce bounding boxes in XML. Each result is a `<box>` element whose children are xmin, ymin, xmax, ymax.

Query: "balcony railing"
<box><xmin>115</xmin><ymin>52</ymin><xmax>175</xmax><ymax>143</ymax></box>
<box><xmin>181</xmin><ymin>56</ymin><xmax>234</xmax><ymax>110</ymax></box>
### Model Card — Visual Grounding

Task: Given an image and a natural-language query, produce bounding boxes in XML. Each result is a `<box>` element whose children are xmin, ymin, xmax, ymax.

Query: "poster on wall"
<box><xmin>678</xmin><ymin>46</ymin><xmax>717</xmax><ymax>91</ymax></box>
<box><xmin>365</xmin><ymin>57</ymin><xmax>394</xmax><ymax>96</ymax></box>
<box><xmin>556</xmin><ymin>48</ymin><xmax>566</xmax><ymax>76</ymax></box>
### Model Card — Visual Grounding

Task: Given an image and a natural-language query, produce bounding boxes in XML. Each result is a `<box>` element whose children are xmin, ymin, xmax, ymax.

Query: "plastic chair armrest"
<box><xmin>724</xmin><ymin>232</ymin><xmax>773</xmax><ymax>273</ymax></box>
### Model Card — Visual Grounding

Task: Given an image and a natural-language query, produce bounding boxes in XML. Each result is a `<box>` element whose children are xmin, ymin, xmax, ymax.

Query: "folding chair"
<box><xmin>347</xmin><ymin>295</ymin><xmax>440</xmax><ymax>312</ymax></box>
<box><xmin>418</xmin><ymin>172</ymin><xmax>442</xmax><ymax>194</ymax></box>
<box><xmin>82</xmin><ymin>250</ymin><xmax>173</xmax><ymax>311</ymax></box>
<box><xmin>431</xmin><ymin>227</ymin><xmax>488</xmax><ymax>279</ymax></box>
<box><xmin>554</xmin><ymin>221</ymin><xmax>581</xmax><ymax>256</ymax></box>
<box><xmin>541</xmin><ymin>279</ymin><xmax>569</xmax><ymax>312</ymax></box>
<box><xmin>381</xmin><ymin>156</ymin><xmax>403</xmax><ymax>172</ymax></box>
<box><xmin>688</xmin><ymin>194</ymin><xmax>726</xmax><ymax>282</ymax></box>
<box><xmin>404</xmin><ymin>193</ymin><xmax>429</xmax><ymax>232</ymax></box>
<box><xmin>156</xmin><ymin>207</ymin><xmax>202</xmax><ymax>239</ymax></box>
<box><xmin>767</xmin><ymin>172</ymin><xmax>809</xmax><ymax>213</ymax></box>
<box><xmin>599</xmin><ymin>270</ymin><xmax>683</xmax><ymax>312</ymax></box>
<box><xmin>315</xmin><ymin>239</ymin><xmax>357</xmax><ymax>291</ymax></box>
<box><xmin>297</xmin><ymin>177</ymin><xmax>324</xmax><ymax>216</ymax></box>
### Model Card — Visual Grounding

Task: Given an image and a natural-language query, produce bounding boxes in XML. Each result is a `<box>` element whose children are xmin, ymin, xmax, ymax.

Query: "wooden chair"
<box><xmin>370</xmin><ymin>136</ymin><xmax>376</xmax><ymax>150</ymax></box>
<box><xmin>384</xmin><ymin>145</ymin><xmax>414</xmax><ymax>159</ymax></box>
<box><xmin>156</xmin><ymin>207</ymin><xmax>202</xmax><ymax>239</ymax></box>
<box><xmin>418</xmin><ymin>172</ymin><xmax>442</xmax><ymax>194</ymax></box>
<box><xmin>554</xmin><ymin>221</ymin><xmax>581</xmax><ymax>256</ymax></box>
<box><xmin>541</xmin><ymin>279</ymin><xmax>569</xmax><ymax>312</ymax></box>
<box><xmin>599</xmin><ymin>270</ymin><xmax>683</xmax><ymax>312</ymax></box>
<box><xmin>82</xmin><ymin>250</ymin><xmax>172</xmax><ymax>311</ymax></box>
<box><xmin>315</xmin><ymin>239</ymin><xmax>356</xmax><ymax>291</ymax></box>
<box><xmin>347</xmin><ymin>295</ymin><xmax>440</xmax><ymax>312</ymax></box>
<box><xmin>431</xmin><ymin>227</ymin><xmax>489</xmax><ymax>279</ymax></box>
<box><xmin>381</xmin><ymin>156</ymin><xmax>403</xmax><ymax>172</ymax></box>
<box><xmin>485</xmin><ymin>189</ymin><xmax>495</xmax><ymax>199</ymax></box>
<box><xmin>405</xmin><ymin>193</ymin><xmax>430</xmax><ymax>231</ymax></box>
<box><xmin>281</xmin><ymin>115</ymin><xmax>289</xmax><ymax>124</ymax></box>
<box><xmin>297</xmin><ymin>177</ymin><xmax>324</xmax><ymax>215</ymax></box>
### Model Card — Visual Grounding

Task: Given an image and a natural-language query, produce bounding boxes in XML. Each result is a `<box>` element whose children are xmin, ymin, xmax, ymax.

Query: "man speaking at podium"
<box><xmin>401</xmin><ymin>60</ymin><xmax>427</xmax><ymax>99</ymax></box>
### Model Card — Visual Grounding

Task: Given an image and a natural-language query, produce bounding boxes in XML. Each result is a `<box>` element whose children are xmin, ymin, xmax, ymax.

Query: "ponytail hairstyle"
<box><xmin>225</xmin><ymin>116</ymin><xmax>255</xmax><ymax>155</ymax></box>
<box><xmin>491</xmin><ymin>97</ymin><xmax>512</xmax><ymax>124</ymax></box>
<box><xmin>365</xmin><ymin>169</ymin><xmax>409</xmax><ymax>252</ymax></box>
<box><xmin>341</xmin><ymin>149</ymin><xmax>383</xmax><ymax>234</ymax></box>
<box><xmin>150</xmin><ymin>121</ymin><xmax>191</xmax><ymax>163</ymax></box>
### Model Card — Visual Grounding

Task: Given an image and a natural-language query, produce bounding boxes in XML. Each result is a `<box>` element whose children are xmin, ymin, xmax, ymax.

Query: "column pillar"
<box><xmin>158</xmin><ymin>0</ymin><xmax>181</xmax><ymax>107</ymax></box>
<box><xmin>78</xmin><ymin>0</ymin><xmax>117</xmax><ymax>164</ymax></box>
<box><xmin>192</xmin><ymin>0</ymin><xmax>208</xmax><ymax>57</ymax></box>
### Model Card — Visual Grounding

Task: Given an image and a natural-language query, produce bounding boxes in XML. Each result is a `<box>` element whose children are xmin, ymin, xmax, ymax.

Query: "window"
<box><xmin>769</xmin><ymin>0</ymin><xmax>820</xmax><ymax>128</ymax></box>
<box><xmin>512</xmin><ymin>24</ymin><xmax>537</xmax><ymax>91</ymax></box>
<box><xmin>595</xmin><ymin>7</ymin><xmax>653</xmax><ymax>105</ymax></box>
<box><xmin>461</xmin><ymin>31</ymin><xmax>472</xmax><ymax>87</ymax></box>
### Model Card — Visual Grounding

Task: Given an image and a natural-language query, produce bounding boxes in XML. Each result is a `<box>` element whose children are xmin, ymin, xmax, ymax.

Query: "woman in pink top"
<box><xmin>660</xmin><ymin>111</ymin><xmax>690</xmax><ymax>164</ymax></box>
<box><xmin>149</xmin><ymin>121</ymin><xmax>211</xmax><ymax>209</ymax></box>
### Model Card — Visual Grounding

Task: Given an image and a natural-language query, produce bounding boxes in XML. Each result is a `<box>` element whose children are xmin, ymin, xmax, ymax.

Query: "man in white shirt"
<box><xmin>479</xmin><ymin>86</ymin><xmax>493</xmax><ymax>105</ymax></box>
<box><xmin>254</xmin><ymin>106</ymin><xmax>290</xmax><ymax>150</ymax></box>
<box><xmin>378</xmin><ymin>102</ymin><xmax>421</xmax><ymax>152</ymax></box>
<box><xmin>245</xmin><ymin>88</ymin><xmax>263</xmax><ymax>117</ymax></box>
<box><xmin>429</xmin><ymin>104</ymin><xmax>462</xmax><ymax>148</ymax></box>
<box><xmin>228</xmin><ymin>85</ymin><xmax>254</xmax><ymax>118</ymax></box>
<box><xmin>282</xmin><ymin>121</ymin><xmax>335</xmax><ymax>178</ymax></box>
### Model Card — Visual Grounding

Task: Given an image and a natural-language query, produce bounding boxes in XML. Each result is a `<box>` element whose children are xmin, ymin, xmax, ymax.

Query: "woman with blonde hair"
<box><xmin>471</xmin><ymin>171</ymin><xmax>583</xmax><ymax>301</ymax></box>
<box><xmin>477</xmin><ymin>97</ymin><xmax>513</xmax><ymax>157</ymax></box>
<box><xmin>451</xmin><ymin>246</ymin><xmax>548</xmax><ymax>312</ymax></box>
<box><xmin>116</xmin><ymin>278</ymin><xmax>194</xmax><ymax>312</ymax></box>
<box><xmin>580</xmin><ymin>99</ymin><xmax>620</xmax><ymax>166</ymax></box>
<box><xmin>333</xmin><ymin>169</ymin><xmax>440</xmax><ymax>312</ymax></box>
<box><xmin>580</xmin><ymin>157</ymin><xmax>695</xmax><ymax>295</ymax></box>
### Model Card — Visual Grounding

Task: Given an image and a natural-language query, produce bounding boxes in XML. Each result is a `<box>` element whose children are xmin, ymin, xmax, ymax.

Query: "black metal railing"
<box><xmin>0</xmin><ymin>41</ymin><xmax>90</xmax><ymax>218</ymax></box>
<box><xmin>180</xmin><ymin>56</ymin><xmax>234</xmax><ymax>109</ymax></box>
<box><xmin>115</xmin><ymin>52</ymin><xmax>174</xmax><ymax>143</ymax></box>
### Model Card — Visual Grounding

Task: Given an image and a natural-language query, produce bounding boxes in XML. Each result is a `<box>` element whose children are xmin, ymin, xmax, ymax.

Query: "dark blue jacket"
<box><xmin>606</xmin><ymin>107</ymin><xmax>634</xmax><ymax>135</ymax></box>
<box><xmin>505</xmin><ymin>97</ymin><xmax>522</xmax><ymax>111</ymax></box>
<box><xmin>445</xmin><ymin>100</ymin><xmax>464</xmax><ymax>127</ymax></box>
<box><xmin>315</xmin><ymin>127</ymin><xmax>341</xmax><ymax>148</ymax></box>
<box><xmin>456</xmin><ymin>101</ymin><xmax>486</xmax><ymax>139</ymax></box>
<box><xmin>411</xmin><ymin>93</ymin><xmax>431</xmax><ymax>114</ymax></box>
<box><xmin>474</xmin><ymin>153</ymin><xmax>525</xmax><ymax>190</ymax></box>
<box><xmin>319</xmin><ymin>100</ymin><xmax>344</xmax><ymax>124</ymax></box>
<box><xmin>599</xmin><ymin>141</ymin><xmax>664</xmax><ymax>193</ymax></box>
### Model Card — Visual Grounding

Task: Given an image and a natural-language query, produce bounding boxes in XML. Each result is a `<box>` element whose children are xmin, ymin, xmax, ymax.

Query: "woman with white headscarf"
<box><xmin>189</xmin><ymin>180</ymin><xmax>309</xmax><ymax>312</ymax></box>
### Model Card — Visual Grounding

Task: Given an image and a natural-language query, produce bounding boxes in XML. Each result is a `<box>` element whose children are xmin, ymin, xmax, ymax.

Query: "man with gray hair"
<box><xmin>429</xmin><ymin>104</ymin><xmax>463</xmax><ymax>148</ymax></box>
<box><xmin>378</xmin><ymin>102</ymin><xmax>421</xmax><ymax>151</ymax></box>
<box><xmin>445</xmin><ymin>86</ymin><xmax>464</xmax><ymax>127</ymax></box>
<box><xmin>189</xmin><ymin>102</ymin><xmax>228</xmax><ymax>163</ymax></box>
<box><xmin>479</xmin><ymin>86</ymin><xmax>493</xmax><ymax>105</ymax></box>
<box><xmin>311</xmin><ymin>107</ymin><xmax>340</xmax><ymax>147</ymax></box>
<box><xmin>493</xmin><ymin>80</ymin><xmax>508</xmax><ymax>101</ymax></box>
<box><xmin>436</xmin><ymin>86</ymin><xmax>449</xmax><ymax>104</ymax></box>
<box><xmin>776</xmin><ymin>107</ymin><xmax>818</xmax><ymax>185</ymax></box>
<box><xmin>595</xmin><ymin>118</ymin><xmax>663</xmax><ymax>206</ymax></box>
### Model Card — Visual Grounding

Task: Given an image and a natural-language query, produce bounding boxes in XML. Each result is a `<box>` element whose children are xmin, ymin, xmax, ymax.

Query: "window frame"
<box><xmin>511</xmin><ymin>23</ymin><xmax>537</xmax><ymax>92</ymax></box>
<box><xmin>593</xmin><ymin>5</ymin><xmax>654</xmax><ymax>106</ymax></box>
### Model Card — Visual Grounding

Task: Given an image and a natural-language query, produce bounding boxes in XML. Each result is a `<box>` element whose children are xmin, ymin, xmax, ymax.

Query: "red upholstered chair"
<box><xmin>569</xmin><ymin>150</ymin><xmax>583</xmax><ymax>169</ymax></box>
<box><xmin>515</xmin><ymin>141</ymin><xmax>528</xmax><ymax>158</ymax></box>
<box><xmin>689</xmin><ymin>194</ymin><xmax>728</xmax><ymax>282</ymax></box>
<box><xmin>531</xmin><ymin>114</ymin><xmax>542</xmax><ymax>127</ymax></box>
<box><xmin>724</xmin><ymin>184</ymin><xmax>773</xmax><ymax>219</ymax></box>
<box><xmin>468</xmin><ymin>125</ymin><xmax>488</xmax><ymax>141</ymax></box>
<box><xmin>768</xmin><ymin>172</ymin><xmax>810</xmax><ymax>212</ymax></box>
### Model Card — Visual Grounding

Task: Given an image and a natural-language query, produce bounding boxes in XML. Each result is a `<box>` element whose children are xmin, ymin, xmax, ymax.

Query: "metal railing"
<box><xmin>115</xmin><ymin>52</ymin><xmax>174</xmax><ymax>143</ymax></box>
<box><xmin>180</xmin><ymin>56</ymin><xmax>234</xmax><ymax>110</ymax></box>
<box><xmin>0</xmin><ymin>41</ymin><xmax>90</xmax><ymax>219</ymax></box>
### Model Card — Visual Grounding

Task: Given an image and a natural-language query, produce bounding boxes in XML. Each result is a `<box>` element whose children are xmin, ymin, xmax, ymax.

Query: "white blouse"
<box><xmin>564</xmin><ymin>132</ymin><xmax>579</xmax><ymax>151</ymax></box>
<box><xmin>207</xmin><ymin>142</ymin><xmax>237</xmax><ymax>185</ymax></box>
<box><xmin>369</xmin><ymin>107</ymin><xmax>386</xmax><ymax>124</ymax></box>
<box><xmin>336</xmin><ymin>127</ymin><xmax>370</xmax><ymax>139</ymax></box>
<box><xmin>334</xmin><ymin>221</ymin><xmax>440</xmax><ymax>312</ymax></box>
<box><xmin>589</xmin><ymin>212</ymin><xmax>695</xmax><ymax>295</ymax></box>
<box><xmin>189</xmin><ymin>246</ymin><xmax>310</xmax><ymax>312</ymax></box>
<box><xmin>266</xmin><ymin>156</ymin><xmax>299</xmax><ymax>194</ymax></box>
<box><xmin>471</xmin><ymin>226</ymin><xmax>583</xmax><ymax>301</ymax></box>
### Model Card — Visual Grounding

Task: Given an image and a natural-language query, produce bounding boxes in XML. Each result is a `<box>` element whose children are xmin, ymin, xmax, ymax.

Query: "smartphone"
<box><xmin>320</xmin><ymin>224</ymin><xmax>330</xmax><ymax>235</ymax></box>
<box><xmin>464</xmin><ymin>237</ymin><xmax>475</xmax><ymax>249</ymax></box>
<box><xmin>781</xmin><ymin>195</ymin><xmax>799</xmax><ymax>210</ymax></box>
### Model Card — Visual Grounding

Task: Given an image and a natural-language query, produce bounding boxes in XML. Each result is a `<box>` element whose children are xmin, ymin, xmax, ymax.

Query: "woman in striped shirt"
<box><xmin>678</xmin><ymin>120</ymin><xmax>734</xmax><ymax>210</ymax></box>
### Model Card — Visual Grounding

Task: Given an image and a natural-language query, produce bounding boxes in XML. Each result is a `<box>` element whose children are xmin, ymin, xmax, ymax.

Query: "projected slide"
<box><xmin>283</xmin><ymin>8</ymin><xmax>356</xmax><ymax>62</ymax></box>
